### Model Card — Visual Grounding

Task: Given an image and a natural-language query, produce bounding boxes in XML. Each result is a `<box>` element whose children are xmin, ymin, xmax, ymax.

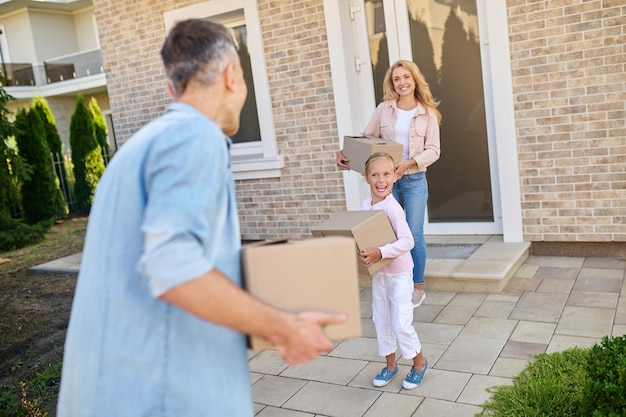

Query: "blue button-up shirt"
<box><xmin>57</xmin><ymin>103</ymin><xmax>253</xmax><ymax>416</ymax></box>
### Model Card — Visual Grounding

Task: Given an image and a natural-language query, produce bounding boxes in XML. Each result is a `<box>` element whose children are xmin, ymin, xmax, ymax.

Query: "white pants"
<box><xmin>372</xmin><ymin>271</ymin><xmax>421</xmax><ymax>360</ymax></box>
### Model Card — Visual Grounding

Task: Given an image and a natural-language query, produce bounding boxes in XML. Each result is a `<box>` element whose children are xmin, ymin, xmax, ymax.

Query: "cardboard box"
<box><xmin>343</xmin><ymin>135</ymin><xmax>404</xmax><ymax>175</ymax></box>
<box><xmin>242</xmin><ymin>236</ymin><xmax>361</xmax><ymax>351</ymax></box>
<box><xmin>311</xmin><ymin>210</ymin><xmax>396</xmax><ymax>275</ymax></box>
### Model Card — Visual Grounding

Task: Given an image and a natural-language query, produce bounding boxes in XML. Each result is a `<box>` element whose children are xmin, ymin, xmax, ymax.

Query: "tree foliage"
<box><xmin>89</xmin><ymin>97</ymin><xmax>110</xmax><ymax>163</ymax></box>
<box><xmin>69</xmin><ymin>93</ymin><xmax>104</xmax><ymax>212</ymax></box>
<box><xmin>13</xmin><ymin>108</ymin><xmax>66</xmax><ymax>224</ymax></box>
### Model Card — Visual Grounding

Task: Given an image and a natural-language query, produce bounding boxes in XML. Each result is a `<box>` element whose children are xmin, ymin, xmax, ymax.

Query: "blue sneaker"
<box><xmin>372</xmin><ymin>367</ymin><xmax>399</xmax><ymax>387</ymax></box>
<box><xmin>403</xmin><ymin>359</ymin><xmax>428</xmax><ymax>390</ymax></box>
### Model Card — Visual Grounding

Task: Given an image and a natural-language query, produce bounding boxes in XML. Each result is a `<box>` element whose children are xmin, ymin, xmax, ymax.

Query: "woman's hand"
<box><xmin>336</xmin><ymin>150</ymin><xmax>350</xmax><ymax>170</ymax></box>
<box><xmin>395</xmin><ymin>160</ymin><xmax>417</xmax><ymax>177</ymax></box>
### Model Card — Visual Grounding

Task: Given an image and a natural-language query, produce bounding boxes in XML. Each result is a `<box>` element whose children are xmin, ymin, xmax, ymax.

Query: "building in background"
<box><xmin>0</xmin><ymin>0</ymin><xmax>113</xmax><ymax>156</ymax></box>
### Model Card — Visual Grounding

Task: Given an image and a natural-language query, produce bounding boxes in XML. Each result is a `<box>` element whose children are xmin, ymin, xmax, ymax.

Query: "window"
<box><xmin>164</xmin><ymin>0</ymin><xmax>284</xmax><ymax>179</ymax></box>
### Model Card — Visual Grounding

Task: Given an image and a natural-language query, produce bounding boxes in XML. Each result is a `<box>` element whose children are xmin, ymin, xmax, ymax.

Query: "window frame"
<box><xmin>164</xmin><ymin>0</ymin><xmax>284</xmax><ymax>180</ymax></box>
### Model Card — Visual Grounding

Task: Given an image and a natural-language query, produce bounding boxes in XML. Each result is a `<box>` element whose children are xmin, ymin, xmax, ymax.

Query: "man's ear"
<box><xmin>223</xmin><ymin>61</ymin><xmax>237</xmax><ymax>92</ymax></box>
<box><xmin>166</xmin><ymin>82</ymin><xmax>176</xmax><ymax>99</ymax></box>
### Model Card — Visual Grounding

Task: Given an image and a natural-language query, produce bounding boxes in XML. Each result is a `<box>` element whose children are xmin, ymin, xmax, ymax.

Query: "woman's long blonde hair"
<box><xmin>382</xmin><ymin>60</ymin><xmax>441</xmax><ymax>124</ymax></box>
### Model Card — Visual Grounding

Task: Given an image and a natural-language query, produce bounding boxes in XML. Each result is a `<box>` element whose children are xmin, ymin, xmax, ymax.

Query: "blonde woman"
<box><xmin>337</xmin><ymin>60</ymin><xmax>441</xmax><ymax>307</ymax></box>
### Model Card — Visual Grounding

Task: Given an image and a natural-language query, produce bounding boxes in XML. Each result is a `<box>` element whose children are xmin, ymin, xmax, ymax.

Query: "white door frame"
<box><xmin>324</xmin><ymin>0</ymin><xmax>523</xmax><ymax>242</ymax></box>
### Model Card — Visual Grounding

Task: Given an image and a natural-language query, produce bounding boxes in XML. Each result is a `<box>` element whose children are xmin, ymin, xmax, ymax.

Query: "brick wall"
<box><xmin>507</xmin><ymin>0</ymin><xmax>626</xmax><ymax>242</ymax></box>
<box><xmin>92</xmin><ymin>0</ymin><xmax>346</xmax><ymax>241</ymax></box>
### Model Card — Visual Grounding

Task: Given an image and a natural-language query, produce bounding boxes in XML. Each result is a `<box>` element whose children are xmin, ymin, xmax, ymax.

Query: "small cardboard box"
<box><xmin>310</xmin><ymin>210</ymin><xmax>396</xmax><ymax>275</ymax></box>
<box><xmin>242</xmin><ymin>236</ymin><xmax>361</xmax><ymax>351</ymax></box>
<box><xmin>343</xmin><ymin>135</ymin><xmax>404</xmax><ymax>175</ymax></box>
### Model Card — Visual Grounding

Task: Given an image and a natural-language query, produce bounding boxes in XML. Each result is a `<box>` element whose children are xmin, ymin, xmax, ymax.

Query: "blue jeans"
<box><xmin>392</xmin><ymin>172</ymin><xmax>428</xmax><ymax>285</ymax></box>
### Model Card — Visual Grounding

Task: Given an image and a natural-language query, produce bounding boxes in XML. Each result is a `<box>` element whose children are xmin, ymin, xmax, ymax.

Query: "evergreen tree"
<box><xmin>70</xmin><ymin>93</ymin><xmax>104</xmax><ymax>212</ymax></box>
<box><xmin>31</xmin><ymin>96</ymin><xmax>70</xmax><ymax>209</ymax></box>
<box><xmin>0</xmin><ymin>79</ymin><xmax>19</xmax><ymax>217</ymax></box>
<box><xmin>13</xmin><ymin>107</ymin><xmax>66</xmax><ymax>223</ymax></box>
<box><xmin>89</xmin><ymin>97</ymin><xmax>110</xmax><ymax>163</ymax></box>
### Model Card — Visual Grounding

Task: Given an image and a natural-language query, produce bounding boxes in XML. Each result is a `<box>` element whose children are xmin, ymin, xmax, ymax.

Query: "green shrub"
<box><xmin>13</xmin><ymin>108</ymin><xmax>66</xmax><ymax>224</ymax></box>
<box><xmin>478</xmin><ymin>348</ymin><xmax>588</xmax><ymax>417</ymax></box>
<box><xmin>89</xmin><ymin>97</ymin><xmax>110</xmax><ymax>164</ymax></box>
<box><xmin>69</xmin><ymin>93</ymin><xmax>104</xmax><ymax>213</ymax></box>
<box><xmin>579</xmin><ymin>335</ymin><xmax>626</xmax><ymax>417</ymax></box>
<box><xmin>0</xmin><ymin>214</ymin><xmax>52</xmax><ymax>251</ymax></box>
<box><xmin>0</xmin><ymin>80</ymin><xmax>20</xmax><ymax>217</ymax></box>
<box><xmin>31</xmin><ymin>96</ymin><xmax>70</xmax><ymax>207</ymax></box>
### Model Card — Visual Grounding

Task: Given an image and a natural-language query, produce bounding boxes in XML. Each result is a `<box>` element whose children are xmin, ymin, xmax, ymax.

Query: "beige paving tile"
<box><xmin>509</xmin><ymin>306</ymin><xmax>562</xmax><ymax>323</ymax></box>
<box><xmin>400</xmin><ymin>368</ymin><xmax>471</xmax><ymax>401</ymax></box>
<box><xmin>612</xmin><ymin>324</ymin><xmax>626</xmax><ymax>337</ymax></box>
<box><xmin>328</xmin><ymin>337</ymin><xmax>382</xmax><ymax>363</ymax></box>
<box><xmin>413</xmin><ymin>303</ymin><xmax>445</xmax><ymax>323</ymax></box>
<box><xmin>524</xmin><ymin>256</ymin><xmax>585</xmax><ymax>268</ymax></box>
<box><xmin>360</xmin><ymin>299</ymin><xmax>373</xmax><ymax>319</ymax></box>
<box><xmin>583</xmin><ymin>257</ymin><xmax>626</xmax><ymax>269</ymax></box>
<box><xmin>536</xmin><ymin>278</ymin><xmax>575</xmax><ymax>294</ymax></box>
<box><xmin>460</xmin><ymin>317</ymin><xmax>517</xmax><ymax>340</ymax></box>
<box><xmin>253</xmin><ymin>403</ymin><xmax>265</xmax><ymax>415</ymax></box>
<box><xmin>468</xmin><ymin>244</ymin><xmax>529</xmax><ymax>261</ymax></box>
<box><xmin>457</xmin><ymin>374</ymin><xmax>513</xmax><ymax>406</ymax></box>
<box><xmin>447</xmin><ymin>292</ymin><xmax>487</xmax><ymax>307</ymax></box>
<box><xmin>434</xmin><ymin>305</ymin><xmax>476</xmax><ymax>325</ymax></box>
<box><xmin>504</xmin><ymin>277</ymin><xmax>541</xmax><ymax>292</ymax></box>
<box><xmin>574</xmin><ymin>268</ymin><xmax>624</xmax><ymax>293</ymax></box>
<box><xmin>421</xmin><ymin>290</ymin><xmax>457</xmax><ymax>305</ymax></box>
<box><xmin>489</xmin><ymin>357</ymin><xmax>530</xmax><ymax>378</ymax></box>
<box><xmin>534</xmin><ymin>266</ymin><xmax>580</xmax><ymax>280</ymax></box>
<box><xmin>252</xmin><ymin>375</ymin><xmax>307</xmax><ymax>407</ymax></box>
<box><xmin>517</xmin><ymin>292</ymin><xmax>568</xmax><ymax>311</ymax></box>
<box><xmin>280</xmin><ymin>356</ymin><xmax>368</xmax><ymax>385</ymax></box>
<box><xmin>513</xmin><ymin>263</ymin><xmax>539</xmax><ymax>278</ymax></box>
<box><xmin>249</xmin><ymin>349</ymin><xmax>289</xmax><ymax>375</ymax></box>
<box><xmin>282</xmin><ymin>381</ymin><xmax>380</xmax><ymax>417</ymax></box>
<box><xmin>485</xmin><ymin>292</ymin><xmax>522</xmax><ymax>303</ymax></box>
<box><xmin>500</xmin><ymin>340</ymin><xmax>547</xmax><ymax>360</ymax></box>
<box><xmin>436</xmin><ymin>336</ymin><xmax>506</xmax><ymax>374</ymax></box>
<box><xmin>616</xmin><ymin>298</ymin><xmax>626</xmax><ymax>325</ymax></box>
<box><xmin>250</xmin><ymin>372</ymin><xmax>263</xmax><ymax>384</ymax></box>
<box><xmin>546</xmin><ymin>334</ymin><xmax>602</xmax><ymax>353</ymax></box>
<box><xmin>360</xmin><ymin>318</ymin><xmax>377</xmax><ymax>338</ymax></box>
<box><xmin>474</xmin><ymin>300</ymin><xmax>516</xmax><ymax>319</ymax></box>
<box><xmin>255</xmin><ymin>406</ymin><xmax>314</xmax><ymax>416</ymax></box>
<box><xmin>363</xmin><ymin>391</ymin><xmax>422</xmax><ymax>417</ymax></box>
<box><xmin>509</xmin><ymin>321</ymin><xmax>556</xmax><ymax>345</ymax></box>
<box><xmin>412</xmin><ymin>397</ymin><xmax>483</xmax><ymax>417</ymax></box>
<box><xmin>566</xmin><ymin>290</ymin><xmax>619</xmax><ymax>309</ymax></box>
<box><xmin>413</xmin><ymin>322</ymin><xmax>463</xmax><ymax>345</ymax></box>
<box><xmin>555</xmin><ymin>306</ymin><xmax>615</xmax><ymax>338</ymax></box>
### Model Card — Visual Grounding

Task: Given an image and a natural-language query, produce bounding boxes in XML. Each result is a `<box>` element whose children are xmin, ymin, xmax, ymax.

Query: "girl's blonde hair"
<box><xmin>365</xmin><ymin>152</ymin><xmax>396</xmax><ymax>177</ymax></box>
<box><xmin>382</xmin><ymin>59</ymin><xmax>441</xmax><ymax>124</ymax></box>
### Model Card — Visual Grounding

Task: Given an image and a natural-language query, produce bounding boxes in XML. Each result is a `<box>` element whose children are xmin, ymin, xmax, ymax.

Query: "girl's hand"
<box><xmin>360</xmin><ymin>248</ymin><xmax>382</xmax><ymax>267</ymax></box>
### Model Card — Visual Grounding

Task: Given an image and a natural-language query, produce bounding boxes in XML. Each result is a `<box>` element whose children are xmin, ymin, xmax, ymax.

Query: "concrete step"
<box><xmin>359</xmin><ymin>235</ymin><xmax>531</xmax><ymax>293</ymax></box>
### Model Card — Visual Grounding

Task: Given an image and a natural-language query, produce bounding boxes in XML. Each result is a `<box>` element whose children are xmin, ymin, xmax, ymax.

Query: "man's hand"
<box><xmin>273</xmin><ymin>312</ymin><xmax>346</xmax><ymax>365</ymax></box>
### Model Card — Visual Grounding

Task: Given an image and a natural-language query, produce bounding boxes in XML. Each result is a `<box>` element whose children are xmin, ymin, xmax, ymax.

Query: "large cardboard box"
<box><xmin>310</xmin><ymin>210</ymin><xmax>396</xmax><ymax>275</ymax></box>
<box><xmin>242</xmin><ymin>236</ymin><xmax>361</xmax><ymax>351</ymax></box>
<box><xmin>343</xmin><ymin>135</ymin><xmax>404</xmax><ymax>175</ymax></box>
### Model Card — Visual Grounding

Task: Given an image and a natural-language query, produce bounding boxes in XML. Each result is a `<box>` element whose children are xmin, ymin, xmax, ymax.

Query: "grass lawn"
<box><xmin>0</xmin><ymin>216</ymin><xmax>88</xmax><ymax>417</ymax></box>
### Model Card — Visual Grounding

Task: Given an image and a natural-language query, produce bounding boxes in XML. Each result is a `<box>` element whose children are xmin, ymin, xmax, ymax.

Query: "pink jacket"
<box><xmin>363</xmin><ymin>100</ymin><xmax>440</xmax><ymax>174</ymax></box>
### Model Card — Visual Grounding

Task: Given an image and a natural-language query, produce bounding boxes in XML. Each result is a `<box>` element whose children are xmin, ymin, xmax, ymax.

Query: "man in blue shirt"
<box><xmin>57</xmin><ymin>19</ymin><xmax>345</xmax><ymax>417</ymax></box>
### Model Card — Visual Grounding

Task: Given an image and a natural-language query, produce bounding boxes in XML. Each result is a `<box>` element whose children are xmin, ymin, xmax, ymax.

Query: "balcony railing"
<box><xmin>0</xmin><ymin>49</ymin><xmax>103</xmax><ymax>87</ymax></box>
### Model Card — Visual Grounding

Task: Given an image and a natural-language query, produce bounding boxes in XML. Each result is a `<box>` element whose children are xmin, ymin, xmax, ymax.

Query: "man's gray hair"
<box><xmin>161</xmin><ymin>19</ymin><xmax>239</xmax><ymax>96</ymax></box>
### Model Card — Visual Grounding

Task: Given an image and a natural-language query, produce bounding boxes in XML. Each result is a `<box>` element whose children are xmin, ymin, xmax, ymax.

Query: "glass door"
<box><xmin>361</xmin><ymin>0</ymin><xmax>502</xmax><ymax>234</ymax></box>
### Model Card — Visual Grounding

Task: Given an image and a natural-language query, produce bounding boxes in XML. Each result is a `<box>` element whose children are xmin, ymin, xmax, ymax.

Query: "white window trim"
<box><xmin>164</xmin><ymin>0</ymin><xmax>284</xmax><ymax>180</ymax></box>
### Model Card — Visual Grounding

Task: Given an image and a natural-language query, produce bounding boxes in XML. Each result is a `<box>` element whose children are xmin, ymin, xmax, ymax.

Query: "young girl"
<box><xmin>360</xmin><ymin>152</ymin><xmax>428</xmax><ymax>390</ymax></box>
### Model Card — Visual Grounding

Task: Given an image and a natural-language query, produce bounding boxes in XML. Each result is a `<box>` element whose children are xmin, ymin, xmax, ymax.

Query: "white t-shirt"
<box><xmin>395</xmin><ymin>107</ymin><xmax>418</xmax><ymax>162</ymax></box>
